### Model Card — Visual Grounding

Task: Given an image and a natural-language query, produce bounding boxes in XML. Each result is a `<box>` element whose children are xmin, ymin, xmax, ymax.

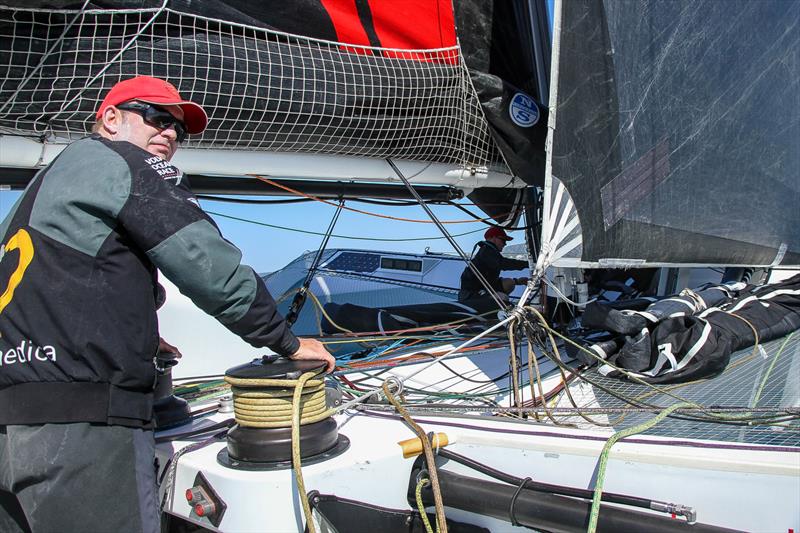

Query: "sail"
<box><xmin>540</xmin><ymin>0</ymin><xmax>800</xmax><ymax>270</ymax></box>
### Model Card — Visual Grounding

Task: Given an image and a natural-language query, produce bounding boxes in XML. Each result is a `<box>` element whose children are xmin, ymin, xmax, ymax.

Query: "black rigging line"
<box><xmin>387</xmin><ymin>158</ymin><xmax>509</xmax><ymax>312</ymax></box>
<box><xmin>356</xmin><ymin>198</ymin><xmax>431</xmax><ymax>206</ymax></box>
<box><xmin>197</xmin><ymin>193</ymin><xmax>537</xmax><ymax>230</ymax></box>
<box><xmin>196</xmin><ymin>195</ymin><xmax>312</xmax><ymax>205</ymax></box>
<box><xmin>447</xmin><ymin>200</ymin><xmax>537</xmax><ymax>231</ymax></box>
<box><xmin>285</xmin><ymin>198</ymin><xmax>345</xmax><ymax>326</ymax></box>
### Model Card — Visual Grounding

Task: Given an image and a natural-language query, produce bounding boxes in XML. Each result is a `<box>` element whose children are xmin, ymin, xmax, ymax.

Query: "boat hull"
<box><xmin>156</xmin><ymin>411</ymin><xmax>800</xmax><ymax>532</ymax></box>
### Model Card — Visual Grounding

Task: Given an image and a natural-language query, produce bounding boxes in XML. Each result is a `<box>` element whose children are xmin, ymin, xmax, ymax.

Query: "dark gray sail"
<box><xmin>550</xmin><ymin>0</ymin><xmax>799</xmax><ymax>267</ymax></box>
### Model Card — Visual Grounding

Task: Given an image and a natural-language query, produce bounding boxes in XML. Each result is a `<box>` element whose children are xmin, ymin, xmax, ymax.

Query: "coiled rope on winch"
<box><xmin>224</xmin><ymin>374</ymin><xmax>332</xmax><ymax>428</ymax></box>
<box><xmin>224</xmin><ymin>371</ymin><xmax>336</xmax><ymax>533</ymax></box>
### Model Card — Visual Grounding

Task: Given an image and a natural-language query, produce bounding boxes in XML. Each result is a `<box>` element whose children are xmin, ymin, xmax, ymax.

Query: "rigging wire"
<box><xmin>285</xmin><ymin>198</ymin><xmax>344</xmax><ymax>326</ymax></box>
<box><xmin>197</xmin><ymin>195</ymin><xmax>312</xmax><ymax>205</ymax></box>
<box><xmin>205</xmin><ymin>210</ymin><xmax>486</xmax><ymax>241</ymax></box>
<box><xmin>279</xmin><ymin>280</ymin><xmax>800</xmax><ymax>431</ymax></box>
<box><xmin>316</xmin><ymin>300</ymin><xmax>798</xmax><ymax>431</ymax></box>
<box><xmin>335</xmin><ymin>300</ymin><xmax>799</xmax><ymax>429</ymax></box>
<box><xmin>251</xmin><ymin>174</ymin><xmax>499</xmax><ymax>224</ymax></box>
<box><xmin>447</xmin><ymin>200</ymin><xmax>536</xmax><ymax>231</ymax></box>
<box><xmin>199</xmin><ymin>184</ymin><xmax>536</xmax><ymax>230</ymax></box>
<box><xmin>387</xmin><ymin>158</ymin><xmax>510</xmax><ymax>311</ymax></box>
<box><xmin>198</xmin><ymin>192</ymin><xmax>543</xmax><ymax>209</ymax></box>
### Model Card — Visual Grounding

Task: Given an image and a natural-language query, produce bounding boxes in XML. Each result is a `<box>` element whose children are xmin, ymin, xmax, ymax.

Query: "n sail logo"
<box><xmin>0</xmin><ymin>228</ymin><xmax>34</xmax><ymax>314</ymax></box>
<box><xmin>509</xmin><ymin>92</ymin><xmax>539</xmax><ymax>128</ymax></box>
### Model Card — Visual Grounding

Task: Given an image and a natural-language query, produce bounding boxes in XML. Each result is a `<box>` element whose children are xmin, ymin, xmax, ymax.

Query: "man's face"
<box><xmin>490</xmin><ymin>236</ymin><xmax>508</xmax><ymax>250</ymax></box>
<box><xmin>116</xmin><ymin>103</ymin><xmax>185</xmax><ymax>161</ymax></box>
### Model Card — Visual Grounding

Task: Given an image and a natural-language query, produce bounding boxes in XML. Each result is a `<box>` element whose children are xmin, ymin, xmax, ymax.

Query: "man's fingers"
<box><xmin>292</xmin><ymin>338</ymin><xmax>336</xmax><ymax>373</ymax></box>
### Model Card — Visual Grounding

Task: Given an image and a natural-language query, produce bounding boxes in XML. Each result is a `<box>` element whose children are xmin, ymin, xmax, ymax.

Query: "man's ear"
<box><xmin>99</xmin><ymin>106</ymin><xmax>123</xmax><ymax>136</ymax></box>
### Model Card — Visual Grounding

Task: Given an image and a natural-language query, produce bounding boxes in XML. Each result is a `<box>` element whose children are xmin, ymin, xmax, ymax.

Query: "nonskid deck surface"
<box><xmin>551</xmin><ymin>334</ymin><xmax>800</xmax><ymax>447</ymax></box>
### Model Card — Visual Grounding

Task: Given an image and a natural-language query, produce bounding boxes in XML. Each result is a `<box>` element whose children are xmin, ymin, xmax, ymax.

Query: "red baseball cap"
<box><xmin>484</xmin><ymin>227</ymin><xmax>513</xmax><ymax>241</ymax></box>
<box><xmin>95</xmin><ymin>76</ymin><xmax>208</xmax><ymax>134</ymax></box>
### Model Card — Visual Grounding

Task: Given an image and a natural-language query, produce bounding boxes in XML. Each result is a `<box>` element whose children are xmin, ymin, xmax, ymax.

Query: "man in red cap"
<box><xmin>91</xmin><ymin>74</ymin><xmax>209</xmax><ymax>161</ymax></box>
<box><xmin>458</xmin><ymin>226</ymin><xmax>530</xmax><ymax>305</ymax></box>
<box><xmin>0</xmin><ymin>76</ymin><xmax>333</xmax><ymax>532</ymax></box>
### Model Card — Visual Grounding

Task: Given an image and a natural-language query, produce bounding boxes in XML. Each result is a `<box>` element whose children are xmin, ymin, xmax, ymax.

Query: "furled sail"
<box><xmin>537</xmin><ymin>0</ymin><xmax>799</xmax><ymax>273</ymax></box>
<box><xmin>0</xmin><ymin>1</ymin><xmax>495</xmax><ymax>168</ymax></box>
<box><xmin>0</xmin><ymin>1</ymin><xmax>553</xmax><ymax>225</ymax></box>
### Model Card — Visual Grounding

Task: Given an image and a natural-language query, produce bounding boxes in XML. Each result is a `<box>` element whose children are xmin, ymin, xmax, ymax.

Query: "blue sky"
<box><xmin>0</xmin><ymin>189</ymin><xmax>524</xmax><ymax>274</ymax></box>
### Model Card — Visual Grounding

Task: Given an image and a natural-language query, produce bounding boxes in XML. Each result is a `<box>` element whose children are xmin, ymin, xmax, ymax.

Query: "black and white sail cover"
<box><xmin>538</xmin><ymin>0</ymin><xmax>799</xmax><ymax>272</ymax></box>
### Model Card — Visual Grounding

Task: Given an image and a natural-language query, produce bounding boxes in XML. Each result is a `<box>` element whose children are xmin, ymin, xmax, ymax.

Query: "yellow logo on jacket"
<box><xmin>0</xmin><ymin>228</ymin><xmax>34</xmax><ymax>314</ymax></box>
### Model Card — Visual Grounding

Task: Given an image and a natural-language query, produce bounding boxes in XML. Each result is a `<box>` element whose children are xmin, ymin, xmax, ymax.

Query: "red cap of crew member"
<box><xmin>484</xmin><ymin>227</ymin><xmax>513</xmax><ymax>241</ymax></box>
<box><xmin>95</xmin><ymin>75</ymin><xmax>208</xmax><ymax>134</ymax></box>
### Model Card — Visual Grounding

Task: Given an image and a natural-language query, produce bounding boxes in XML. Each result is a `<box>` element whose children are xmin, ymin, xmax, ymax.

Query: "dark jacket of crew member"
<box><xmin>0</xmin><ymin>76</ymin><xmax>333</xmax><ymax>429</ymax></box>
<box><xmin>458</xmin><ymin>227</ymin><xmax>528</xmax><ymax>301</ymax></box>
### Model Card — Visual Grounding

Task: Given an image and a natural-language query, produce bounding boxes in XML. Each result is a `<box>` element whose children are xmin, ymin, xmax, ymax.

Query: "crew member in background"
<box><xmin>0</xmin><ymin>75</ymin><xmax>334</xmax><ymax>533</ymax></box>
<box><xmin>458</xmin><ymin>227</ymin><xmax>529</xmax><ymax>304</ymax></box>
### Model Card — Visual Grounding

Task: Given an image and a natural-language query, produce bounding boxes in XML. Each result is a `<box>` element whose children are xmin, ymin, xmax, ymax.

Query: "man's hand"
<box><xmin>289</xmin><ymin>338</ymin><xmax>336</xmax><ymax>373</ymax></box>
<box><xmin>158</xmin><ymin>337</ymin><xmax>182</xmax><ymax>358</ymax></box>
<box><xmin>501</xmin><ymin>278</ymin><xmax>515</xmax><ymax>294</ymax></box>
<box><xmin>515</xmin><ymin>277</ymin><xmax>529</xmax><ymax>285</ymax></box>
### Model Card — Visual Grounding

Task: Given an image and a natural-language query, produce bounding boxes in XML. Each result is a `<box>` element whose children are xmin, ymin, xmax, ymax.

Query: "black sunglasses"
<box><xmin>116</xmin><ymin>101</ymin><xmax>188</xmax><ymax>142</ymax></box>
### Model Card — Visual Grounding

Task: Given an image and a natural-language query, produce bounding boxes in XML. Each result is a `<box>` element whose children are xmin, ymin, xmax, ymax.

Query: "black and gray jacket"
<box><xmin>0</xmin><ymin>136</ymin><xmax>299</xmax><ymax>427</ymax></box>
<box><xmin>458</xmin><ymin>240</ymin><xmax>528</xmax><ymax>301</ymax></box>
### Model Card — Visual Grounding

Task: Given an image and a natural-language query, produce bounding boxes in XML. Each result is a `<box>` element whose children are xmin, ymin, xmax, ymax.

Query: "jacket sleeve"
<box><xmin>111</xmin><ymin>141</ymin><xmax>300</xmax><ymax>356</ymax></box>
<box><xmin>501</xmin><ymin>256</ymin><xmax>530</xmax><ymax>271</ymax></box>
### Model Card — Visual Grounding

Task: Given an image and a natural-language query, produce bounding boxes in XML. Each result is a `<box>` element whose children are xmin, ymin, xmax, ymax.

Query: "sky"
<box><xmin>0</xmin><ymin>183</ymin><xmax>526</xmax><ymax>377</ymax></box>
<box><xmin>0</xmin><ymin>188</ymin><xmax>526</xmax><ymax>275</ymax></box>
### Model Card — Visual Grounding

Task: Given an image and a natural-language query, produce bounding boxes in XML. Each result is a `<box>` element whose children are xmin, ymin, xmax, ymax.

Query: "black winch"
<box><xmin>153</xmin><ymin>350</ymin><xmax>192</xmax><ymax>429</ymax></box>
<box><xmin>217</xmin><ymin>355</ymin><xmax>349</xmax><ymax>471</ymax></box>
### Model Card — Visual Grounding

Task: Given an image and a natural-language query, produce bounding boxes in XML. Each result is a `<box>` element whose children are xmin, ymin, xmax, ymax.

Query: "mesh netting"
<box><xmin>0</xmin><ymin>5</ymin><xmax>501</xmax><ymax>167</ymax></box>
<box><xmin>554</xmin><ymin>334</ymin><xmax>800</xmax><ymax>447</ymax></box>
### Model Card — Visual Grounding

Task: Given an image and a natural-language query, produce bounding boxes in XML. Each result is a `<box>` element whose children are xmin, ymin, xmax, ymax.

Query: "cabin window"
<box><xmin>380</xmin><ymin>257</ymin><xmax>422</xmax><ymax>272</ymax></box>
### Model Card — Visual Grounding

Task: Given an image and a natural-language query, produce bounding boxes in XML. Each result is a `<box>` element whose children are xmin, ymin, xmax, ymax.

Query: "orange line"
<box><xmin>251</xmin><ymin>175</ymin><xmax>508</xmax><ymax>224</ymax></box>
